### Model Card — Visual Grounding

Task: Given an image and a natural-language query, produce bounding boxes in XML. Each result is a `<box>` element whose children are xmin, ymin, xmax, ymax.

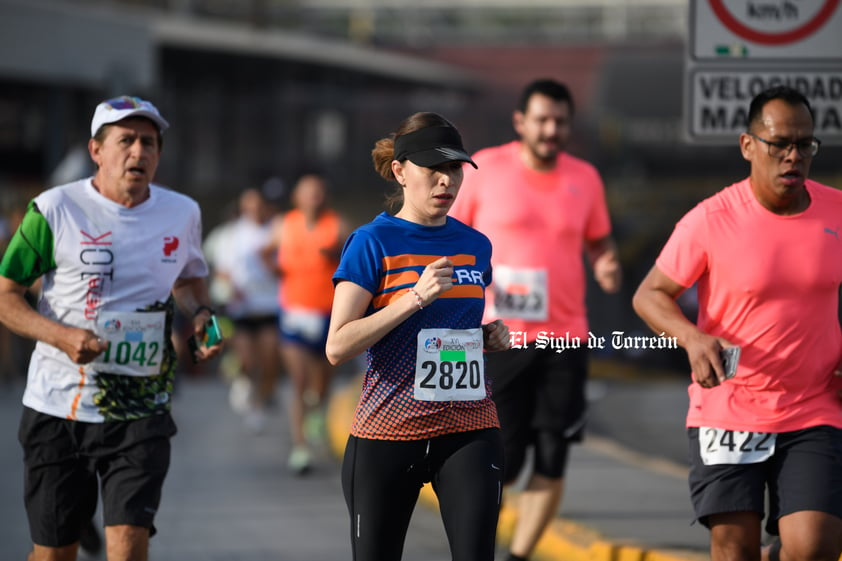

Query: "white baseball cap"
<box><xmin>90</xmin><ymin>95</ymin><xmax>169</xmax><ymax>137</ymax></box>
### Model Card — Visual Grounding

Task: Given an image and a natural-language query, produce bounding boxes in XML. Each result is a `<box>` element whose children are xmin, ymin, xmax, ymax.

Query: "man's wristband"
<box><xmin>193</xmin><ymin>305</ymin><xmax>215</xmax><ymax>318</ymax></box>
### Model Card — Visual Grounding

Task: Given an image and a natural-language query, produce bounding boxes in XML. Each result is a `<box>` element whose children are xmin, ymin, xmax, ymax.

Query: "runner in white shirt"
<box><xmin>0</xmin><ymin>95</ymin><xmax>222</xmax><ymax>561</ymax></box>
<box><xmin>205</xmin><ymin>187</ymin><xmax>282</xmax><ymax>432</ymax></box>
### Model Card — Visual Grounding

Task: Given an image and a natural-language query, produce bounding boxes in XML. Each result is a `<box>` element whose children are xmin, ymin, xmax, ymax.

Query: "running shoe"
<box><xmin>228</xmin><ymin>376</ymin><xmax>252</xmax><ymax>415</ymax></box>
<box><xmin>287</xmin><ymin>445</ymin><xmax>312</xmax><ymax>476</ymax></box>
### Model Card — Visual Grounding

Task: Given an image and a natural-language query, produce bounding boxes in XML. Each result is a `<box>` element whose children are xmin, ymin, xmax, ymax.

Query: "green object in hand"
<box><xmin>202</xmin><ymin>315</ymin><xmax>223</xmax><ymax>347</ymax></box>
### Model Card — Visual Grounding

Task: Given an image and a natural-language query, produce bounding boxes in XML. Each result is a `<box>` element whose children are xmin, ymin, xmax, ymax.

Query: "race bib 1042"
<box><xmin>414</xmin><ymin>328</ymin><xmax>485</xmax><ymax>402</ymax></box>
<box><xmin>90</xmin><ymin>310</ymin><xmax>167</xmax><ymax>377</ymax></box>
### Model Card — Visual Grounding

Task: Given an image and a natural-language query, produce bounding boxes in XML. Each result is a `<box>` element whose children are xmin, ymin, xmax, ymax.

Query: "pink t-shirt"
<box><xmin>450</xmin><ymin>141</ymin><xmax>611</xmax><ymax>340</ymax></box>
<box><xmin>657</xmin><ymin>178</ymin><xmax>842</xmax><ymax>432</ymax></box>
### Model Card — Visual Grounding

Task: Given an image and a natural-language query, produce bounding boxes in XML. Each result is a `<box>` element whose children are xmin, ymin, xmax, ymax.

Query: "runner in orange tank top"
<box><xmin>276</xmin><ymin>199</ymin><xmax>341</xmax><ymax>314</ymax></box>
<box><xmin>264</xmin><ymin>173</ymin><xmax>350</xmax><ymax>474</ymax></box>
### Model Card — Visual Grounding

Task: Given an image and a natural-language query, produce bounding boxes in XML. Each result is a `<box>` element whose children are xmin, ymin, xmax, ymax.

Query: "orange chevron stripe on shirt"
<box><xmin>372</xmin><ymin>253</ymin><xmax>483</xmax><ymax>308</ymax></box>
<box><xmin>382</xmin><ymin>253</ymin><xmax>476</xmax><ymax>270</ymax></box>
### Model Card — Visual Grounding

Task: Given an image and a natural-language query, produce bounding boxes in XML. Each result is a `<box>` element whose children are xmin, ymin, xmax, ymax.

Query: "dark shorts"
<box><xmin>18</xmin><ymin>407</ymin><xmax>177</xmax><ymax>547</ymax></box>
<box><xmin>688</xmin><ymin>425</ymin><xmax>842</xmax><ymax>535</ymax></box>
<box><xmin>487</xmin><ymin>346</ymin><xmax>588</xmax><ymax>480</ymax></box>
<box><xmin>232</xmin><ymin>313</ymin><xmax>279</xmax><ymax>333</ymax></box>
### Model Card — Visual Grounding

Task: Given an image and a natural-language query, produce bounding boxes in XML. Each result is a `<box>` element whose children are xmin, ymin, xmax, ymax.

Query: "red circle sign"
<box><xmin>709</xmin><ymin>0</ymin><xmax>840</xmax><ymax>45</ymax></box>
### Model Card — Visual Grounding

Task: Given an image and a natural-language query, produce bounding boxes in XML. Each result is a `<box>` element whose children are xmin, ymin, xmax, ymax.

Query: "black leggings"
<box><xmin>342</xmin><ymin>428</ymin><xmax>504</xmax><ymax>561</ymax></box>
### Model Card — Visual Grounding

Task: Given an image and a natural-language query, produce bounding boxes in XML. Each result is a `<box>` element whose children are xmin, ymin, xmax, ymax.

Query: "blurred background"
<box><xmin>1</xmin><ymin>0</ymin><xmax>840</xmax><ymax>377</ymax></box>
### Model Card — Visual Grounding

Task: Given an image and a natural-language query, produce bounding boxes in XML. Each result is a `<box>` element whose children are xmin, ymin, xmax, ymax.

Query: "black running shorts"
<box><xmin>18</xmin><ymin>407</ymin><xmax>177</xmax><ymax>546</ymax></box>
<box><xmin>688</xmin><ymin>424</ymin><xmax>842</xmax><ymax>535</ymax></box>
<box><xmin>487</xmin><ymin>346</ymin><xmax>589</xmax><ymax>480</ymax></box>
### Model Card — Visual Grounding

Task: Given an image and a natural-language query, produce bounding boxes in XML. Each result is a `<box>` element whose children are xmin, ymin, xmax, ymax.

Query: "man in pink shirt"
<box><xmin>633</xmin><ymin>86</ymin><xmax>842</xmax><ymax>561</ymax></box>
<box><xmin>449</xmin><ymin>78</ymin><xmax>621</xmax><ymax>561</ymax></box>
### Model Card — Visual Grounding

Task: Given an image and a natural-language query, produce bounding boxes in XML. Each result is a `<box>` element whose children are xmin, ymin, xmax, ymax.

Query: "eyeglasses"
<box><xmin>748</xmin><ymin>133</ymin><xmax>821</xmax><ymax>158</ymax></box>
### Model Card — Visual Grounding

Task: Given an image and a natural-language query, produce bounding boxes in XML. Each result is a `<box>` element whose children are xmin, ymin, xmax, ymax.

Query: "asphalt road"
<box><xmin>0</xmin><ymin>376</ymin><xmax>453</xmax><ymax>561</ymax></box>
<box><xmin>0</xmin><ymin>363</ymin><xmax>700</xmax><ymax>560</ymax></box>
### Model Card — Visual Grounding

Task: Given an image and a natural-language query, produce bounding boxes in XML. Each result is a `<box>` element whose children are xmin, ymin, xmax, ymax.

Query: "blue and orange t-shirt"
<box><xmin>333</xmin><ymin>212</ymin><xmax>500</xmax><ymax>440</ymax></box>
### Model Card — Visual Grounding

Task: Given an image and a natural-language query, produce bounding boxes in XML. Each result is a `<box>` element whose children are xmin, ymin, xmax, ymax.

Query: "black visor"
<box><xmin>393</xmin><ymin>125</ymin><xmax>478</xmax><ymax>169</ymax></box>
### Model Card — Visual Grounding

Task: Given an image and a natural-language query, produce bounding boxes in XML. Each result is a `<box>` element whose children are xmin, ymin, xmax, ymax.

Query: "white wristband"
<box><xmin>408</xmin><ymin>288</ymin><xmax>424</xmax><ymax>310</ymax></box>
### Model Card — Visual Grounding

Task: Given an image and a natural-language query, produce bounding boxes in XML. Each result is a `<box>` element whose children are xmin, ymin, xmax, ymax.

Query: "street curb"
<box><xmin>326</xmin><ymin>378</ymin><xmax>707</xmax><ymax>561</ymax></box>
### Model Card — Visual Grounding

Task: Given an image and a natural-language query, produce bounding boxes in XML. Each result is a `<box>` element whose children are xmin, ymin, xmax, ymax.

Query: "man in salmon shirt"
<box><xmin>449</xmin><ymin>78</ymin><xmax>622</xmax><ymax>561</ymax></box>
<box><xmin>633</xmin><ymin>86</ymin><xmax>842</xmax><ymax>561</ymax></box>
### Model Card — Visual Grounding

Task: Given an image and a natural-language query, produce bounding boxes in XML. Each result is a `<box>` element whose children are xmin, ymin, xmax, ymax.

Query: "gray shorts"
<box><xmin>687</xmin><ymin>425</ymin><xmax>842</xmax><ymax>535</ymax></box>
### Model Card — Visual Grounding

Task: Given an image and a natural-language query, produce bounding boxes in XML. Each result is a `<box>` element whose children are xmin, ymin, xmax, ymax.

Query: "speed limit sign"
<box><xmin>686</xmin><ymin>0</ymin><xmax>841</xmax><ymax>143</ymax></box>
<box><xmin>692</xmin><ymin>0</ymin><xmax>842</xmax><ymax>60</ymax></box>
